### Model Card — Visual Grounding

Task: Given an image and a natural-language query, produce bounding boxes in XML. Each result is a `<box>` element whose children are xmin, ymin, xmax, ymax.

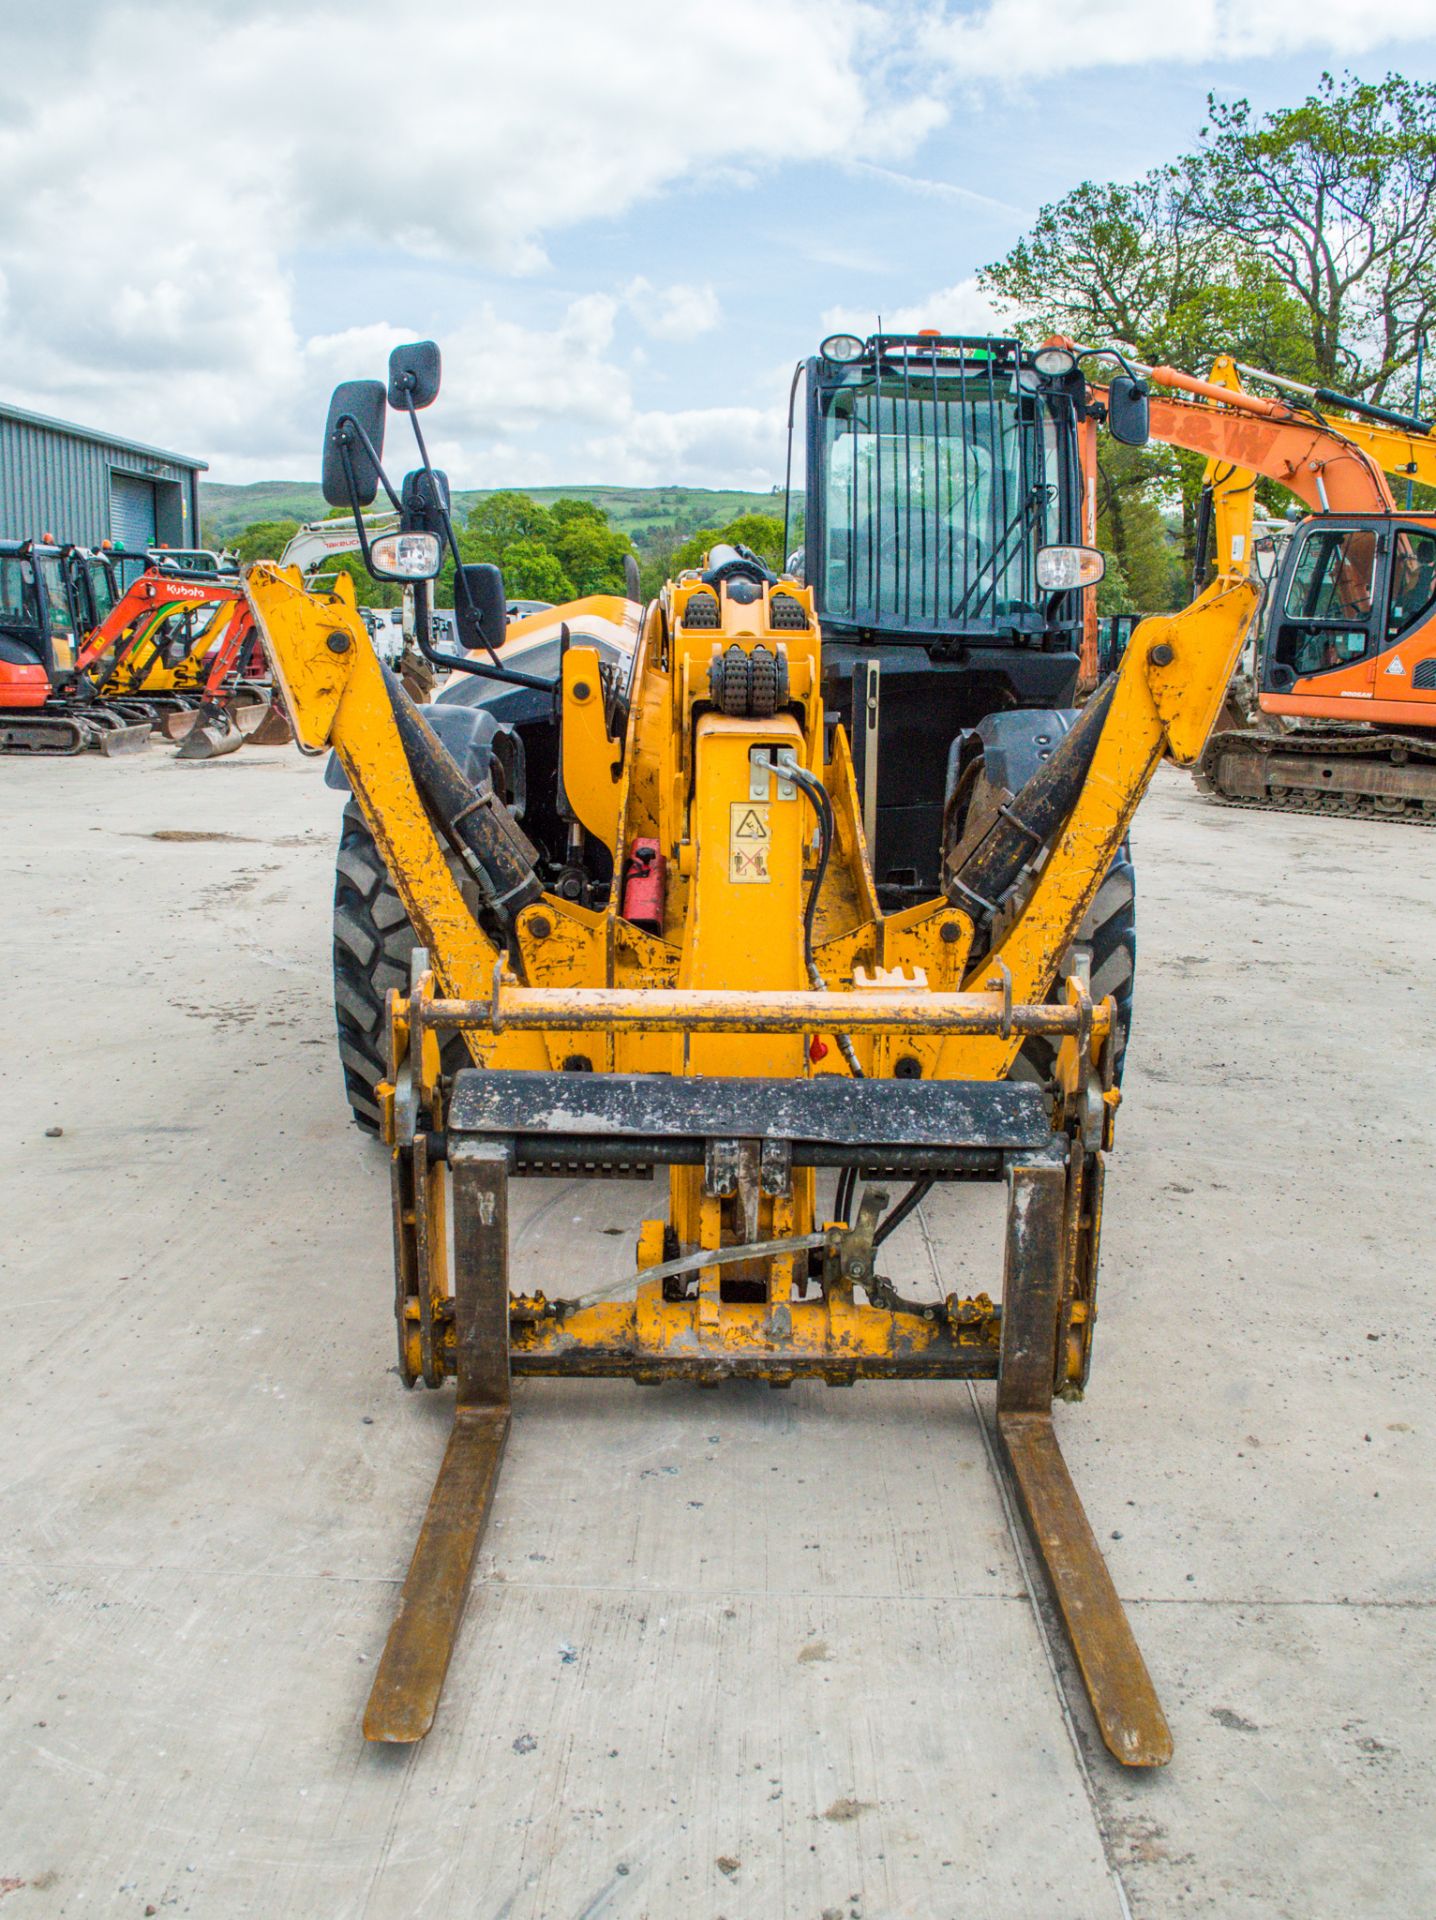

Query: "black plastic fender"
<box><xmin>944</xmin><ymin>707</ymin><xmax>1076</xmax><ymax>816</ymax></box>
<box><xmin>325</xmin><ymin>698</ymin><xmax>526</xmax><ymax>811</ymax></box>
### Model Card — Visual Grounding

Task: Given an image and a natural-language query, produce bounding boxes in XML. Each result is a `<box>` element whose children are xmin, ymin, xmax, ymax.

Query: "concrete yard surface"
<box><xmin>1</xmin><ymin>747</ymin><xmax>1434</xmax><ymax>1920</ymax></box>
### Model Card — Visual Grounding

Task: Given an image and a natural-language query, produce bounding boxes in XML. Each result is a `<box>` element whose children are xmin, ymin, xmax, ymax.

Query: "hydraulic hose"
<box><xmin>381</xmin><ymin>667</ymin><xmax>544</xmax><ymax>929</ymax></box>
<box><xmin>947</xmin><ymin>674</ymin><xmax>1119</xmax><ymax>943</ymax></box>
<box><xmin>790</xmin><ymin>765</ymin><xmax>863</xmax><ymax>1079</ymax></box>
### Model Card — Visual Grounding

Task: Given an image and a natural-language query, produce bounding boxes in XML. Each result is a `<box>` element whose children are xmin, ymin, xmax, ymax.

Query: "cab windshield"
<box><xmin>87</xmin><ymin>557</ymin><xmax>118</xmax><ymax>624</ymax></box>
<box><xmin>33</xmin><ymin>552</ymin><xmax>74</xmax><ymax>638</ymax></box>
<box><xmin>0</xmin><ymin>556</ymin><xmax>38</xmax><ymax>632</ymax></box>
<box><xmin>819</xmin><ymin>368</ymin><xmax>1060</xmax><ymax>632</ymax></box>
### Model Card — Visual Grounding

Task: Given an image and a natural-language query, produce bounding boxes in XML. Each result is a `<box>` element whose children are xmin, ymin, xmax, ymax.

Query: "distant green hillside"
<box><xmin>201</xmin><ymin>481</ymin><xmax>789</xmax><ymax>552</ymax></box>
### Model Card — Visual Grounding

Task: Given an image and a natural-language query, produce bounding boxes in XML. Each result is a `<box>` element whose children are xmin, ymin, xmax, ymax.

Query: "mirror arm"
<box><xmin>337</xmin><ymin>413</ymin><xmax>402</xmax><ymax>517</ymax></box>
<box><xmin>388</xmin><ymin>389</ymin><xmax>557</xmax><ymax>694</ymax></box>
<box><xmin>411</xmin><ymin>612</ymin><xmax>558</xmax><ymax>694</ymax></box>
<box><xmin>335</xmin><ymin>442</ymin><xmax>377</xmax><ymax>573</ymax></box>
<box><xmin>399</xmin><ymin>387</ymin><xmax>502</xmax><ymax>665</ymax></box>
<box><xmin>1076</xmin><ymin>343</ymin><xmax>1142</xmax><ymax>382</ymax></box>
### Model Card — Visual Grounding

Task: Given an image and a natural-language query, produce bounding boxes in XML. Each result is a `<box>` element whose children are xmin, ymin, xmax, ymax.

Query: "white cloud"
<box><xmin>4</xmin><ymin>0</ymin><xmax>1436</xmax><ymax>483</ymax></box>
<box><xmin>922</xmin><ymin>0</ymin><xmax>1436</xmax><ymax>81</ymax></box>
<box><xmin>846</xmin><ymin>160</ymin><xmax>1027</xmax><ymax>219</ymax></box>
<box><xmin>821</xmin><ymin>276</ymin><xmax>1008</xmax><ymax>339</ymax></box>
<box><xmin>624</xmin><ymin>279</ymin><xmax>723</xmax><ymax>342</ymax></box>
<box><xmin>0</xmin><ymin>0</ymin><xmax>938</xmax><ymax>475</ymax></box>
<box><xmin>582</xmin><ymin>403</ymin><xmax>787</xmax><ymax>488</ymax></box>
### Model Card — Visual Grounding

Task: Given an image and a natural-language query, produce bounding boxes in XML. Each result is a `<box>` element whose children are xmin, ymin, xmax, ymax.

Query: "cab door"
<box><xmin>1263</xmin><ymin>519</ymin><xmax>1387</xmax><ymax>710</ymax></box>
<box><xmin>1377</xmin><ymin>524</ymin><xmax>1436</xmax><ymax>710</ymax></box>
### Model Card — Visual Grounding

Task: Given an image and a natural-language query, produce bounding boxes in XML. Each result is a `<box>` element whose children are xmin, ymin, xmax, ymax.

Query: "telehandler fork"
<box><xmin>245</xmin><ymin>337</ymin><xmax>1263</xmax><ymax>1766</ymax></box>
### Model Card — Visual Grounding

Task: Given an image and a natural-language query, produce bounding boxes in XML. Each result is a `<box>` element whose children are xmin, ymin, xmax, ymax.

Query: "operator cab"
<box><xmin>790</xmin><ymin>332</ymin><xmax>1101</xmax><ymax>901</ymax></box>
<box><xmin>1264</xmin><ymin>513</ymin><xmax>1436</xmax><ymax>702</ymax></box>
<box><xmin>0</xmin><ymin>538</ymin><xmax>92</xmax><ymax>682</ymax></box>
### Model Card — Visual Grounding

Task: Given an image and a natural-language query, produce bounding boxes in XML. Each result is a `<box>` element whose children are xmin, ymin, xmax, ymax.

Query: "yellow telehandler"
<box><xmin>244</xmin><ymin>334</ymin><xmax>1265</xmax><ymax>1768</ymax></box>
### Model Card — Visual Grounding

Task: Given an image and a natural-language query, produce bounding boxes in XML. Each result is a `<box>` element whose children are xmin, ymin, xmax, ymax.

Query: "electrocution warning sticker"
<box><xmin>728</xmin><ymin>802</ymin><xmax>770</xmax><ymax>882</ymax></box>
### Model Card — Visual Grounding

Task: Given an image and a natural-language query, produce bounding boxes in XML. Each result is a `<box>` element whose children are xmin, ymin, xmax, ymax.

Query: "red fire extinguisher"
<box><xmin>621</xmin><ymin>838</ymin><xmax>666</xmax><ymax>933</ymax></box>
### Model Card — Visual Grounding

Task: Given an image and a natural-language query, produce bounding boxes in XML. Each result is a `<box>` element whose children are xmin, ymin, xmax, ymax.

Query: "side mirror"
<box><xmin>389</xmin><ymin>340</ymin><xmax>442</xmax><ymax>411</ymax></box>
<box><xmin>401</xmin><ymin>467</ymin><xmax>450</xmax><ymax>534</ymax></box>
<box><xmin>1106</xmin><ymin>373</ymin><xmax>1150</xmax><ymax>447</ymax></box>
<box><xmin>455</xmin><ymin>563</ymin><xmax>508</xmax><ymax>654</ymax></box>
<box><xmin>321</xmin><ymin>380</ymin><xmax>386</xmax><ymax>506</ymax></box>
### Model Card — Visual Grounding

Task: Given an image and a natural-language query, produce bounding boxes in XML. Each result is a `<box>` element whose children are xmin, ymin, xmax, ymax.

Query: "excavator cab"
<box><xmin>1263</xmin><ymin>513</ymin><xmax>1436</xmax><ymax>708</ymax></box>
<box><xmin>793</xmin><ymin>334</ymin><xmax>1104</xmax><ymax>900</ymax></box>
<box><xmin>0</xmin><ymin>538</ymin><xmax>88</xmax><ymax>686</ymax></box>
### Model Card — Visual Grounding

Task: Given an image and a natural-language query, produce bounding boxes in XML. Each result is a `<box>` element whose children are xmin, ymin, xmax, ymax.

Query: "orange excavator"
<box><xmin>0</xmin><ymin>537</ymin><xmax>154</xmax><ymax>753</ymax></box>
<box><xmin>1</xmin><ymin>556</ymin><xmax>286</xmax><ymax>757</ymax></box>
<box><xmin>74</xmin><ymin>574</ymin><xmax>287</xmax><ymax>757</ymax></box>
<box><xmin>1077</xmin><ymin>354</ymin><xmax>1436</xmax><ymax>823</ymax></box>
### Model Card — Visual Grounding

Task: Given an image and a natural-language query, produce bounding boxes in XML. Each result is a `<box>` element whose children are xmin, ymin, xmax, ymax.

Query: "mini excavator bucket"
<box><xmin>169</xmin><ymin>691</ymin><xmax>290</xmax><ymax>759</ymax></box>
<box><xmin>243</xmin><ymin>700</ymin><xmax>294</xmax><ymax>746</ymax></box>
<box><xmin>173</xmin><ymin>703</ymin><xmax>246</xmax><ymax>759</ymax></box>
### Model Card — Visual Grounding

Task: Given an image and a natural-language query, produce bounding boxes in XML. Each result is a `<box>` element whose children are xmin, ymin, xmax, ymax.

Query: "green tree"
<box><xmin>1095</xmin><ymin>546</ymin><xmax>1133</xmax><ymax>617</ymax></box>
<box><xmin>499</xmin><ymin>539</ymin><xmax>575</xmax><ymax>603</ymax></box>
<box><xmin>548</xmin><ymin>497</ymin><xmax>635</xmax><ymax>594</ymax></box>
<box><xmin>233</xmin><ymin>518</ymin><xmax>301</xmax><ymax>563</ymax></box>
<box><xmin>324</xmin><ymin>553</ymin><xmax>402</xmax><ymax>609</ymax></box>
<box><xmin>982</xmin><ymin>71</ymin><xmax>1436</xmax><ymax>588</ymax></box>
<box><xmin>1187</xmin><ymin>72</ymin><xmax>1436</xmax><ymax>401</ymax></box>
<box><xmin>668</xmin><ymin>512</ymin><xmax>787</xmax><ymax>574</ymax></box>
<box><xmin>637</xmin><ymin>511</ymin><xmax>796</xmax><ymax>597</ymax></box>
<box><xmin>464</xmin><ymin>491</ymin><xmax>556</xmax><ymax>560</ymax></box>
<box><xmin>1095</xmin><ymin>441</ymin><xmax>1182</xmax><ymax>612</ymax></box>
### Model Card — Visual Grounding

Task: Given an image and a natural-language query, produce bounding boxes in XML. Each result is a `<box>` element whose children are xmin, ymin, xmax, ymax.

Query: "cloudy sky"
<box><xmin>4</xmin><ymin>1</ymin><xmax>1436</xmax><ymax>489</ymax></box>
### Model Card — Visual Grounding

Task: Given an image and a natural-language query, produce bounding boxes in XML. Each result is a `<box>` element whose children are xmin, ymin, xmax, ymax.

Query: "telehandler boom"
<box><xmin>245</xmin><ymin>334</ymin><xmax>1265</xmax><ymax>1767</ymax></box>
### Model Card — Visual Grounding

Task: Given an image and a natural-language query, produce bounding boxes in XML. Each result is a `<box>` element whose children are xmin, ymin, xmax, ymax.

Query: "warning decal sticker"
<box><xmin>729</xmin><ymin>802</ymin><xmax>770</xmax><ymax>883</ymax></box>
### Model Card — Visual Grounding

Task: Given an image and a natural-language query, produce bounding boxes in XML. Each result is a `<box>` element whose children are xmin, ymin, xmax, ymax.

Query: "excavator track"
<box><xmin>1</xmin><ymin>712</ymin><xmax>91</xmax><ymax>755</ymax></box>
<box><xmin>1195</xmin><ymin>727</ymin><xmax>1436</xmax><ymax>826</ymax></box>
<box><xmin>0</xmin><ymin>710</ymin><xmax>151</xmax><ymax>755</ymax></box>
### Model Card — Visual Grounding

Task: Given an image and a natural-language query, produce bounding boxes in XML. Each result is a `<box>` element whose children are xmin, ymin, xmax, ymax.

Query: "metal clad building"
<box><xmin>0</xmin><ymin>399</ymin><xmax>207</xmax><ymax>551</ymax></box>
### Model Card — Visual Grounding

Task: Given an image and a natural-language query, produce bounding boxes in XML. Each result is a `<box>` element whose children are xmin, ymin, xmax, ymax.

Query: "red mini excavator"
<box><xmin>1</xmin><ymin>549</ymin><xmax>287</xmax><ymax>757</ymax></box>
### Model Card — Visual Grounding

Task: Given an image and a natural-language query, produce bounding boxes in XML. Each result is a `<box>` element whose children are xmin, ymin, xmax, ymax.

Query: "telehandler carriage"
<box><xmin>244</xmin><ymin>332</ymin><xmax>1266</xmax><ymax>1767</ymax></box>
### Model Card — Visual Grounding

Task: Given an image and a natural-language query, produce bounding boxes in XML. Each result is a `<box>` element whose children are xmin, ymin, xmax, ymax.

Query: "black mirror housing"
<box><xmin>455</xmin><ymin>563</ymin><xmax>508</xmax><ymax>654</ymax></box>
<box><xmin>389</xmin><ymin>340</ymin><xmax>442</xmax><ymax>411</ymax></box>
<box><xmin>401</xmin><ymin>467</ymin><xmax>450</xmax><ymax>535</ymax></box>
<box><xmin>1106</xmin><ymin>374</ymin><xmax>1150</xmax><ymax>448</ymax></box>
<box><xmin>321</xmin><ymin>380</ymin><xmax>387</xmax><ymax>506</ymax></box>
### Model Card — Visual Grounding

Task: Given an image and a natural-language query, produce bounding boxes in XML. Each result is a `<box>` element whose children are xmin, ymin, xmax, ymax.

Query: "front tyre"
<box><xmin>331</xmin><ymin>802</ymin><xmax>465</xmax><ymax>1132</ymax></box>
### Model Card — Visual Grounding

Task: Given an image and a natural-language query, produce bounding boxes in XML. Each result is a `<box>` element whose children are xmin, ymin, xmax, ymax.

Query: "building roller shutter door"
<box><xmin>110</xmin><ymin>471</ymin><xmax>157</xmax><ymax>552</ymax></box>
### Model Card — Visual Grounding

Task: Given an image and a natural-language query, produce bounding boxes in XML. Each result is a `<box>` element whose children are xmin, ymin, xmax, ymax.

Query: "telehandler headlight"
<box><xmin>370</xmin><ymin>530</ymin><xmax>442</xmax><ymax>580</ymax></box>
<box><xmin>1034</xmin><ymin>344</ymin><xmax>1078</xmax><ymax>378</ymax></box>
<box><xmin>1036</xmin><ymin>544</ymin><xmax>1104</xmax><ymax>591</ymax></box>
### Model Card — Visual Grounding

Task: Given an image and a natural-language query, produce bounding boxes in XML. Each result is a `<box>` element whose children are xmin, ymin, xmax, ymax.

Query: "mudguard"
<box><xmin>325</xmin><ymin>699</ymin><xmax>526</xmax><ymax>814</ymax></box>
<box><xmin>945</xmin><ymin>707</ymin><xmax>1077</xmax><ymax>815</ymax></box>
